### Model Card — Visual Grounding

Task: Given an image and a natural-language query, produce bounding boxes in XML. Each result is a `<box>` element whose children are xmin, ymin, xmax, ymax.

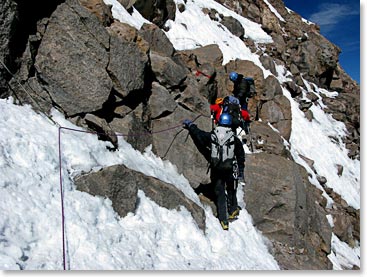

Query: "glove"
<box><xmin>182</xmin><ymin>119</ymin><xmax>193</xmax><ymax>129</ymax></box>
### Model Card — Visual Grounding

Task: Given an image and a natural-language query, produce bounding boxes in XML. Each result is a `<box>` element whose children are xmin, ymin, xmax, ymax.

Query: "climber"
<box><xmin>210</xmin><ymin>95</ymin><xmax>251</xmax><ymax>134</ymax></box>
<box><xmin>182</xmin><ymin>113</ymin><xmax>245</xmax><ymax>231</ymax></box>
<box><xmin>229</xmin><ymin>71</ymin><xmax>256</xmax><ymax>110</ymax></box>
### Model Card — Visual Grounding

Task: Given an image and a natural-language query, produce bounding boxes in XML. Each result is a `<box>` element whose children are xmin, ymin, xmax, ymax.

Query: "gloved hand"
<box><xmin>238</xmin><ymin>171</ymin><xmax>245</xmax><ymax>182</ymax></box>
<box><xmin>182</xmin><ymin>119</ymin><xmax>193</xmax><ymax>129</ymax></box>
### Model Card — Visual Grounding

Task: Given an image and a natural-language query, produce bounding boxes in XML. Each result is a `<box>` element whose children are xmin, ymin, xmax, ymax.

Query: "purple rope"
<box><xmin>59</xmin><ymin>113</ymin><xmax>205</xmax><ymax>137</ymax></box>
<box><xmin>58</xmin><ymin>127</ymin><xmax>66</xmax><ymax>270</ymax></box>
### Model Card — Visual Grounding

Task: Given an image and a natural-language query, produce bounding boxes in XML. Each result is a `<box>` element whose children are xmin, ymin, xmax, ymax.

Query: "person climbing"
<box><xmin>210</xmin><ymin>95</ymin><xmax>250</xmax><ymax>134</ymax></box>
<box><xmin>229</xmin><ymin>71</ymin><xmax>256</xmax><ymax>111</ymax></box>
<box><xmin>182</xmin><ymin>113</ymin><xmax>245</xmax><ymax>231</ymax></box>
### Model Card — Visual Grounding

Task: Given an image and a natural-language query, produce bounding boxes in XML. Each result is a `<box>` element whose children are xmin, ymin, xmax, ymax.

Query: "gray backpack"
<box><xmin>210</xmin><ymin>126</ymin><xmax>235</xmax><ymax>172</ymax></box>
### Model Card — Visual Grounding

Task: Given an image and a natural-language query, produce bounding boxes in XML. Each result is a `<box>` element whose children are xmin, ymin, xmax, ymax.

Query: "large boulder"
<box><xmin>221</xmin><ymin>16</ymin><xmax>244</xmax><ymax>38</ymax></box>
<box><xmin>245</xmin><ymin>153</ymin><xmax>332</xmax><ymax>269</ymax></box>
<box><xmin>34</xmin><ymin>0</ymin><xmax>112</xmax><ymax>116</ymax></box>
<box><xmin>138</xmin><ymin>23</ymin><xmax>175</xmax><ymax>57</ymax></box>
<box><xmin>74</xmin><ymin>164</ymin><xmax>206</xmax><ymax>230</ymax></box>
<box><xmin>107</xmin><ymin>32</ymin><xmax>148</xmax><ymax>97</ymax></box>
<box><xmin>150</xmin><ymin>51</ymin><xmax>188</xmax><ymax>88</ymax></box>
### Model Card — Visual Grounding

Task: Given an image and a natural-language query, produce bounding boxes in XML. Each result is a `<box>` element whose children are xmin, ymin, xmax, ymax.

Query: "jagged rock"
<box><xmin>74</xmin><ymin>164</ymin><xmax>206</xmax><ymax>230</ymax></box>
<box><xmin>261</xmin><ymin>75</ymin><xmax>283</xmax><ymax>101</ymax></box>
<box><xmin>306</xmin><ymin>91</ymin><xmax>320</xmax><ymax>102</ymax></box>
<box><xmin>304</xmin><ymin>109</ymin><xmax>313</xmax><ymax>122</ymax></box>
<box><xmin>325</xmin><ymin>188</ymin><xmax>360</xmax><ymax>245</ymax></box>
<box><xmin>139</xmin><ymin>23</ymin><xmax>175</xmax><ymax>57</ymax></box>
<box><xmin>298</xmin><ymin>100</ymin><xmax>313</xmax><ymax>111</ymax></box>
<box><xmin>176</xmin><ymin>75</ymin><xmax>214</xmax><ymax>112</ymax></box>
<box><xmin>249</xmin><ymin>121</ymin><xmax>289</xmax><ymax>157</ymax></box>
<box><xmin>107</xmin><ymin>30</ymin><xmax>148</xmax><ymax>97</ymax></box>
<box><xmin>84</xmin><ymin>114</ymin><xmax>118</xmax><ymax>149</ymax></box>
<box><xmin>316</xmin><ymin>175</ymin><xmax>327</xmax><ymax>185</ymax></box>
<box><xmin>261</xmin><ymin>2</ymin><xmax>282</xmax><ymax>34</ymax></box>
<box><xmin>150</xmin><ymin>51</ymin><xmax>188</xmax><ymax>88</ymax></box>
<box><xmin>284</xmin><ymin>81</ymin><xmax>302</xmax><ymax>98</ymax></box>
<box><xmin>178</xmin><ymin>44</ymin><xmax>223</xmax><ymax>71</ymax></box>
<box><xmin>336</xmin><ymin>164</ymin><xmax>343</xmax><ymax>177</ymax></box>
<box><xmin>109</xmin><ymin>103</ymin><xmax>152</xmax><ymax>153</ymax></box>
<box><xmin>221</xmin><ymin>16</ymin><xmax>244</xmax><ymax>38</ymax></box>
<box><xmin>259</xmin><ymin>95</ymin><xmax>292</xmax><ymax>140</ymax></box>
<box><xmin>245</xmin><ymin>153</ymin><xmax>332</xmax><ymax>269</ymax></box>
<box><xmin>149</xmin><ymin>82</ymin><xmax>177</xmax><ymax>119</ymax></box>
<box><xmin>204</xmin><ymin>7</ymin><xmax>222</xmax><ymax>21</ymax></box>
<box><xmin>289</xmin><ymin>63</ymin><xmax>300</xmax><ymax>75</ymax></box>
<box><xmin>260</xmin><ymin>54</ymin><xmax>277</xmax><ymax>76</ymax></box>
<box><xmin>299</xmin><ymin>154</ymin><xmax>316</xmax><ymax>173</ymax></box>
<box><xmin>0</xmin><ymin>0</ymin><xmax>16</xmax><ymax>61</ymax></box>
<box><xmin>34</xmin><ymin>0</ymin><xmax>112</xmax><ymax>116</ymax></box>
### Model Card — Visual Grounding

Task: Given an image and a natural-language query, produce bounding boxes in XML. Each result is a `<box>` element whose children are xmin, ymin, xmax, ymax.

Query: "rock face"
<box><xmin>245</xmin><ymin>153</ymin><xmax>332</xmax><ymax>269</ymax></box>
<box><xmin>34</xmin><ymin>1</ymin><xmax>112</xmax><ymax>116</ymax></box>
<box><xmin>0</xmin><ymin>0</ymin><xmax>360</xmax><ymax>270</ymax></box>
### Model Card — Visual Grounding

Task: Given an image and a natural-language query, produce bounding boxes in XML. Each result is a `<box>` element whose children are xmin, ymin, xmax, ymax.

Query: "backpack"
<box><xmin>210</xmin><ymin>126</ymin><xmax>236</xmax><ymax>172</ymax></box>
<box><xmin>244</xmin><ymin>77</ymin><xmax>256</xmax><ymax>98</ymax></box>
<box><xmin>221</xmin><ymin>96</ymin><xmax>241</xmax><ymax>128</ymax></box>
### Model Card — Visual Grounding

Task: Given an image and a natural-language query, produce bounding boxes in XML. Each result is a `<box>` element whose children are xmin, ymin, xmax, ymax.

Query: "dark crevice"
<box><xmin>151</xmin><ymin>110</ymin><xmax>173</xmax><ymax>120</ymax></box>
<box><xmin>177</xmin><ymin>102</ymin><xmax>194</xmax><ymax>112</ymax></box>
<box><xmin>318</xmin><ymin>67</ymin><xmax>334</xmax><ymax>89</ymax></box>
<box><xmin>10</xmin><ymin>0</ymin><xmax>65</xmax><ymax>72</ymax></box>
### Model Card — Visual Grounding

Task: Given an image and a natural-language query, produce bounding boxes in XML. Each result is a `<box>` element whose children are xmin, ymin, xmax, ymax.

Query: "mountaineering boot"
<box><xmin>228</xmin><ymin>206</ymin><xmax>242</xmax><ymax>221</ymax></box>
<box><xmin>220</xmin><ymin>220</ymin><xmax>229</xmax><ymax>231</ymax></box>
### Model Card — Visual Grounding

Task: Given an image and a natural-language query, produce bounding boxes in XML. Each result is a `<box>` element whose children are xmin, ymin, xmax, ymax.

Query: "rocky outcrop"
<box><xmin>133</xmin><ymin>0</ymin><xmax>176</xmax><ymax>27</ymax></box>
<box><xmin>34</xmin><ymin>0</ymin><xmax>112</xmax><ymax>116</ymax></box>
<box><xmin>74</xmin><ymin>164</ymin><xmax>206</xmax><ymax>231</ymax></box>
<box><xmin>245</xmin><ymin>153</ymin><xmax>332</xmax><ymax>269</ymax></box>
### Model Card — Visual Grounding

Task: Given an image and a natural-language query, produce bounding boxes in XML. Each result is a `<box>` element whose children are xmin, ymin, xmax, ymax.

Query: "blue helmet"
<box><xmin>229</xmin><ymin>71</ymin><xmax>238</xmax><ymax>82</ymax></box>
<box><xmin>218</xmin><ymin>113</ymin><xmax>232</xmax><ymax>126</ymax></box>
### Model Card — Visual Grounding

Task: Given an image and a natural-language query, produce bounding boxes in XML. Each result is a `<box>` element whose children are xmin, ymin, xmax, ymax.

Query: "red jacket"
<box><xmin>210</xmin><ymin>104</ymin><xmax>250</xmax><ymax>123</ymax></box>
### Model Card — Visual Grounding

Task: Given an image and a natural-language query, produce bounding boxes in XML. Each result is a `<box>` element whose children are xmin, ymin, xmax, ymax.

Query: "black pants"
<box><xmin>212</xmin><ymin>172</ymin><xmax>238</xmax><ymax>222</ymax></box>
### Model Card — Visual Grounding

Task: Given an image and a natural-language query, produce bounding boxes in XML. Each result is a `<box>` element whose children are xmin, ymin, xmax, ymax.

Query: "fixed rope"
<box><xmin>57</xmin><ymin>112</ymin><xmax>207</xmax><ymax>269</ymax></box>
<box><xmin>1</xmin><ymin>58</ymin><xmax>212</xmax><ymax>269</ymax></box>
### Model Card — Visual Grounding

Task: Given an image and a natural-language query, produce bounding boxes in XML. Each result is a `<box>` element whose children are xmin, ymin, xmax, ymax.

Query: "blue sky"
<box><xmin>283</xmin><ymin>0</ymin><xmax>360</xmax><ymax>84</ymax></box>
